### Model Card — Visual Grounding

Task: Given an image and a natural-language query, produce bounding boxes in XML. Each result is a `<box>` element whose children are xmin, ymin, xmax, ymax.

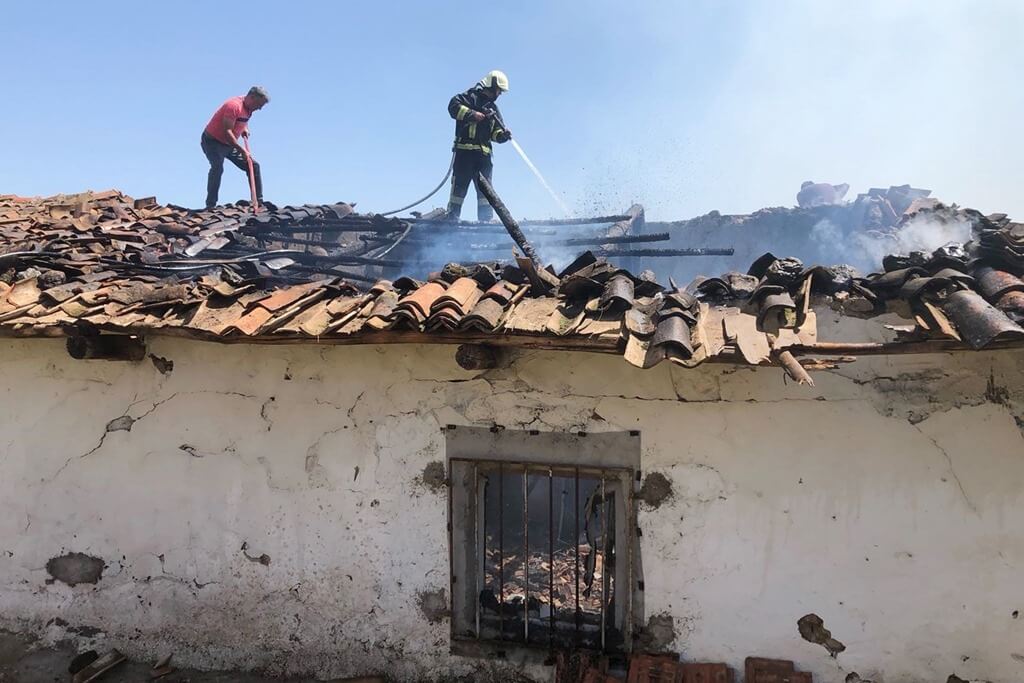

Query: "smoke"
<box><xmin>397</xmin><ymin>194</ymin><xmax>976</xmax><ymax>285</ymax></box>
<box><xmin>809</xmin><ymin>218</ymin><xmax>846</xmax><ymax>261</ymax></box>
<box><xmin>811</xmin><ymin>214</ymin><xmax>972</xmax><ymax>274</ymax></box>
<box><xmin>395</xmin><ymin>219</ymin><xmax>620</xmax><ymax>279</ymax></box>
<box><xmin>889</xmin><ymin>215</ymin><xmax>973</xmax><ymax>255</ymax></box>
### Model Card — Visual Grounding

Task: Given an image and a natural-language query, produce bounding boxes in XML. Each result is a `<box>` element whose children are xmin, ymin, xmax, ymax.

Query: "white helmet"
<box><xmin>479</xmin><ymin>70</ymin><xmax>510</xmax><ymax>92</ymax></box>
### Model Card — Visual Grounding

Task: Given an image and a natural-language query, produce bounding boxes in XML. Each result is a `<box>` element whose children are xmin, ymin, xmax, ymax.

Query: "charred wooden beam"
<box><xmin>595</xmin><ymin>247</ymin><xmax>735</xmax><ymax>257</ymax></box>
<box><xmin>263</xmin><ymin>234</ymin><xmax>346</xmax><ymax>248</ymax></box>
<box><xmin>242</xmin><ymin>220</ymin><xmax>405</xmax><ymax>235</ymax></box>
<box><xmin>644</xmin><ymin>218</ymin><xmax>748</xmax><ymax>231</ymax></box>
<box><xmin>359</xmin><ymin>235</ymin><xmax>394</xmax><ymax>244</ymax></box>
<box><xmin>304</xmin><ymin>253</ymin><xmax>404</xmax><ymax>268</ymax></box>
<box><xmin>605</xmin><ymin>204</ymin><xmax>644</xmax><ymax>238</ymax></box>
<box><xmin>412</xmin><ymin>232</ymin><xmax>672</xmax><ymax>252</ymax></box>
<box><xmin>280</xmin><ymin>264</ymin><xmax>379</xmax><ymax>284</ymax></box>
<box><xmin>558</xmin><ymin>232</ymin><xmax>669</xmax><ymax>246</ymax></box>
<box><xmin>475</xmin><ymin>173</ymin><xmax>539</xmax><ymax>263</ymax></box>
<box><xmin>407</xmin><ymin>215</ymin><xmax>631</xmax><ymax>227</ymax></box>
<box><xmin>66</xmin><ymin>335</ymin><xmax>146</xmax><ymax>362</ymax></box>
<box><xmin>406</xmin><ymin>226</ymin><xmax>559</xmax><ymax>237</ymax></box>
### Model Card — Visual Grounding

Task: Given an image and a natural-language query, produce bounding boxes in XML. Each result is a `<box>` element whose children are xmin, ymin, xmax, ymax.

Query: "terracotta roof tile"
<box><xmin>226</xmin><ymin>306</ymin><xmax>274</xmax><ymax>336</ymax></box>
<box><xmin>461</xmin><ymin>298</ymin><xmax>506</xmax><ymax>331</ymax></box>
<box><xmin>483</xmin><ymin>280</ymin><xmax>519</xmax><ymax>304</ymax></box>
<box><xmin>504</xmin><ymin>298</ymin><xmax>561</xmax><ymax>333</ymax></box>
<box><xmin>432</xmin><ymin>277</ymin><xmax>482</xmax><ymax>315</ymax></box>
<box><xmin>6</xmin><ymin>278</ymin><xmax>41</xmax><ymax>307</ymax></box>
<box><xmin>942</xmin><ymin>289</ymin><xmax>1024</xmax><ymax>349</ymax></box>
<box><xmin>290</xmin><ymin>300</ymin><xmax>333</xmax><ymax>336</ymax></box>
<box><xmin>0</xmin><ymin>189</ymin><xmax>1023</xmax><ymax>377</ymax></box>
<box><xmin>397</xmin><ymin>281</ymin><xmax>447</xmax><ymax>318</ymax></box>
<box><xmin>545</xmin><ymin>301</ymin><xmax>586</xmax><ymax>336</ymax></box>
<box><xmin>255</xmin><ymin>281</ymin><xmax>327</xmax><ymax>312</ymax></box>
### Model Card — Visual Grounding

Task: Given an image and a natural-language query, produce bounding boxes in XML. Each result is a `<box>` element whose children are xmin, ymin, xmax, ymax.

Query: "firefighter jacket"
<box><xmin>448</xmin><ymin>86</ymin><xmax>510</xmax><ymax>155</ymax></box>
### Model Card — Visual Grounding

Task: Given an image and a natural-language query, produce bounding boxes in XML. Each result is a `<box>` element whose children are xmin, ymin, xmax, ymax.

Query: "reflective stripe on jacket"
<box><xmin>448</xmin><ymin>86</ymin><xmax>509</xmax><ymax>155</ymax></box>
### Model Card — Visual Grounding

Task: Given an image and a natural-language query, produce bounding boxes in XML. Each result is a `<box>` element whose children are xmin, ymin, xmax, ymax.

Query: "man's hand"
<box><xmin>470</xmin><ymin>111</ymin><xmax>487</xmax><ymax>122</ymax></box>
<box><xmin>241</xmin><ymin>129</ymin><xmax>250</xmax><ymax>139</ymax></box>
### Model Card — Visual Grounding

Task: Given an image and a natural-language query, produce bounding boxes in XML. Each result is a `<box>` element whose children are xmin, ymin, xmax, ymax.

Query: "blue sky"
<box><xmin>2</xmin><ymin>1</ymin><xmax>1022</xmax><ymax>220</ymax></box>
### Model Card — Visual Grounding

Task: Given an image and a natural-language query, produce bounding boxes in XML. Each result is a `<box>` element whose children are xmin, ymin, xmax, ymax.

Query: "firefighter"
<box><xmin>446</xmin><ymin>70</ymin><xmax>512</xmax><ymax>221</ymax></box>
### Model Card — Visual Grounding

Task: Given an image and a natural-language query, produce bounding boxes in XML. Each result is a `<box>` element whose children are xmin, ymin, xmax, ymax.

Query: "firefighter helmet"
<box><xmin>479</xmin><ymin>70</ymin><xmax>510</xmax><ymax>92</ymax></box>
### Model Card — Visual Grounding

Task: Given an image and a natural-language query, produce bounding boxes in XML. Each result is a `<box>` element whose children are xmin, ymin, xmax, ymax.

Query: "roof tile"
<box><xmin>6</xmin><ymin>278</ymin><xmax>41</xmax><ymax>308</ymax></box>
<box><xmin>0</xmin><ymin>188</ymin><xmax>1022</xmax><ymax>375</ymax></box>
<box><xmin>226</xmin><ymin>306</ymin><xmax>274</xmax><ymax>336</ymax></box>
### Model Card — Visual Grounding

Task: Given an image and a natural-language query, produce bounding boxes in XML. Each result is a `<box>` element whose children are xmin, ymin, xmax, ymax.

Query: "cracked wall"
<box><xmin>0</xmin><ymin>316</ymin><xmax>1022</xmax><ymax>683</ymax></box>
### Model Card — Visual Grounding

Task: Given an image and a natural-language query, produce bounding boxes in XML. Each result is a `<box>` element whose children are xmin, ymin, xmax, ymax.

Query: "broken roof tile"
<box><xmin>224</xmin><ymin>305</ymin><xmax>274</xmax><ymax>336</ymax></box>
<box><xmin>942</xmin><ymin>289</ymin><xmax>1024</xmax><ymax>349</ymax></box>
<box><xmin>260</xmin><ymin>289</ymin><xmax>328</xmax><ymax>333</ymax></box>
<box><xmin>598</xmin><ymin>274</ymin><xmax>634</xmax><ymax>312</ymax></box>
<box><xmin>1</xmin><ymin>187</ymin><xmax>1023</xmax><ymax>373</ymax></box>
<box><xmin>995</xmin><ymin>291</ymin><xmax>1024</xmax><ymax>323</ymax></box>
<box><xmin>757</xmin><ymin>292</ymin><xmax>797</xmax><ymax>329</ymax></box>
<box><xmin>650</xmin><ymin>314</ymin><xmax>693</xmax><ymax>358</ymax></box>
<box><xmin>624</xmin><ymin>308</ymin><xmax>656</xmax><ymax>337</ymax></box>
<box><xmin>5</xmin><ymin>277</ymin><xmax>41</xmax><ymax>307</ymax></box>
<box><xmin>503</xmin><ymin>298</ymin><xmax>561</xmax><ymax>333</ymax></box>
<box><xmin>483</xmin><ymin>280</ymin><xmax>520</xmax><ymax>305</ymax></box>
<box><xmin>461</xmin><ymin>298</ymin><xmax>506</xmax><ymax>331</ymax></box>
<box><xmin>256</xmin><ymin>281</ymin><xmax>326</xmax><ymax>312</ymax></box>
<box><xmin>974</xmin><ymin>266</ymin><xmax>1024</xmax><ymax>302</ymax></box>
<box><xmin>545</xmin><ymin>301</ymin><xmax>586</xmax><ymax>336</ymax></box>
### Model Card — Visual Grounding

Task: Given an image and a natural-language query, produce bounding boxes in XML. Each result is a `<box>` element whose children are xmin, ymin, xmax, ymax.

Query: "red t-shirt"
<box><xmin>204</xmin><ymin>96</ymin><xmax>251</xmax><ymax>144</ymax></box>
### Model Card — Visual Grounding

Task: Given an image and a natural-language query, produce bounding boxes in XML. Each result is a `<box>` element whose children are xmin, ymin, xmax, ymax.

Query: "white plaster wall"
<box><xmin>0</xmin><ymin>323</ymin><xmax>1022</xmax><ymax>682</ymax></box>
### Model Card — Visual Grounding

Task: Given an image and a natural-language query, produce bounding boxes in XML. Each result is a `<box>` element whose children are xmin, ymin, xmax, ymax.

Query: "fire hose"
<box><xmin>377</xmin><ymin>110</ymin><xmax>503</xmax><ymax>217</ymax></box>
<box><xmin>377</xmin><ymin>152</ymin><xmax>455</xmax><ymax>217</ymax></box>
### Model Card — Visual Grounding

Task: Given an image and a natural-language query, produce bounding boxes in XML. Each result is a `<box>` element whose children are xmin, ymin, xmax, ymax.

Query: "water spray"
<box><xmin>509</xmin><ymin>138</ymin><xmax>572</xmax><ymax>217</ymax></box>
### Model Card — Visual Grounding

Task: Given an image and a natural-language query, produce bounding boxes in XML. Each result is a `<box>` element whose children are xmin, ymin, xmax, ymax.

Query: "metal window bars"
<box><xmin>469</xmin><ymin>461</ymin><xmax>623</xmax><ymax>652</ymax></box>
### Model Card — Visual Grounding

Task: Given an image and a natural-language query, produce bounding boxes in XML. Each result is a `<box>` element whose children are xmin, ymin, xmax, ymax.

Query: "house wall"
<box><xmin>0</xmin><ymin>314</ymin><xmax>1022</xmax><ymax>682</ymax></box>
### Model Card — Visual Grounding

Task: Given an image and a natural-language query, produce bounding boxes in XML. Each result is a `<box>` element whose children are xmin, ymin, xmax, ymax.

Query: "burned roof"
<box><xmin>1</xmin><ymin>189</ymin><xmax>1023</xmax><ymax>382</ymax></box>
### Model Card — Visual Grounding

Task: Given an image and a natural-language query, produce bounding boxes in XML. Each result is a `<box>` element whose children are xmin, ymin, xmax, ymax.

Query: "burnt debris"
<box><xmin>1</xmin><ymin>189</ymin><xmax>1023</xmax><ymax>379</ymax></box>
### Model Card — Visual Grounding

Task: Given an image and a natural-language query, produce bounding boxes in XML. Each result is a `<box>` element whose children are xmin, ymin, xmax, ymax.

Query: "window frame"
<box><xmin>445</xmin><ymin>427</ymin><xmax>642</xmax><ymax>657</ymax></box>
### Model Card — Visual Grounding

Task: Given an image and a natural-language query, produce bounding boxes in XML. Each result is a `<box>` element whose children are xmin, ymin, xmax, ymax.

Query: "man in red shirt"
<box><xmin>201</xmin><ymin>86</ymin><xmax>270</xmax><ymax>209</ymax></box>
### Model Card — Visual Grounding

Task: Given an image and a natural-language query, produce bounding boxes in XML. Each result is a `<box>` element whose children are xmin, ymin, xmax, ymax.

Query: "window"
<box><xmin>447</xmin><ymin>428</ymin><xmax>641</xmax><ymax>655</ymax></box>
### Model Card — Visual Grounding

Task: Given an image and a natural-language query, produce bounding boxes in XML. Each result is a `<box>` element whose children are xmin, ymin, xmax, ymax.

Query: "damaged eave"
<box><xmin>0</xmin><ymin>323</ymin><xmax>625</xmax><ymax>354</ymax></box>
<box><xmin>5</xmin><ymin>322</ymin><xmax>1024</xmax><ymax>368</ymax></box>
<box><xmin>787</xmin><ymin>337</ymin><xmax>1024</xmax><ymax>357</ymax></box>
<box><xmin>4</xmin><ymin>189</ymin><xmax>1024</xmax><ymax>374</ymax></box>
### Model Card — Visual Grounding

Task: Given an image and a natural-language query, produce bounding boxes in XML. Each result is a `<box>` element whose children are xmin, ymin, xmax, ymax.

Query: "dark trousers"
<box><xmin>201</xmin><ymin>131</ymin><xmax>263</xmax><ymax>209</ymax></box>
<box><xmin>447</xmin><ymin>148</ymin><xmax>494</xmax><ymax>221</ymax></box>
